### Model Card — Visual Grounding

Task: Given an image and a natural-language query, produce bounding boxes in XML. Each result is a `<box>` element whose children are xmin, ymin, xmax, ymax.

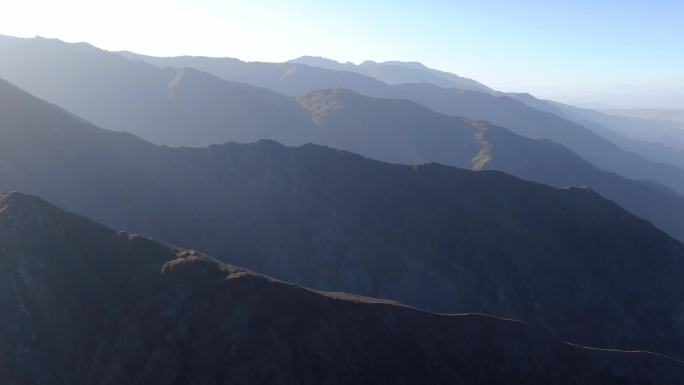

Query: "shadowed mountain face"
<box><xmin>289</xmin><ymin>56</ymin><xmax>492</xmax><ymax>92</ymax></box>
<box><xmin>118</xmin><ymin>48</ymin><xmax>684</xmax><ymax>196</ymax></box>
<box><xmin>0</xmin><ymin>35</ymin><xmax>314</xmax><ymax>147</ymax></box>
<box><xmin>3</xmin><ymin>192</ymin><xmax>684</xmax><ymax>385</ymax></box>
<box><xmin>3</xmin><ymin>79</ymin><xmax>684</xmax><ymax>357</ymax></box>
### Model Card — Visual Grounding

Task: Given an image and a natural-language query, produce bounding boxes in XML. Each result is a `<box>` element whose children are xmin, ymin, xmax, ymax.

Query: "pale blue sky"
<box><xmin>1</xmin><ymin>0</ymin><xmax>682</xmax><ymax>100</ymax></box>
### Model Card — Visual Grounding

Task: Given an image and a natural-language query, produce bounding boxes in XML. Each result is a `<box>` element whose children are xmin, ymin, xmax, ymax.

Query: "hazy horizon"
<box><xmin>2</xmin><ymin>0</ymin><xmax>683</xmax><ymax>108</ymax></box>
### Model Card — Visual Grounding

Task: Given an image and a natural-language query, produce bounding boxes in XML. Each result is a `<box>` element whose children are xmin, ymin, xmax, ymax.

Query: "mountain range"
<box><xmin>603</xmin><ymin>108</ymin><xmax>684</xmax><ymax>128</ymax></box>
<box><xmin>289</xmin><ymin>55</ymin><xmax>492</xmax><ymax>92</ymax></box>
<box><xmin>1</xmin><ymin>35</ymin><xmax>684</xmax><ymax>243</ymax></box>
<box><xmin>297</xmin><ymin>88</ymin><xmax>684</xmax><ymax>241</ymax></box>
<box><xmin>3</xmin><ymin>31</ymin><xmax>684</xmax><ymax>382</ymax></box>
<box><xmin>3</xmin><ymin>77</ymin><xmax>684</xmax><ymax>357</ymax></box>
<box><xmin>117</xmin><ymin>44</ymin><xmax>684</xmax><ymax>196</ymax></box>
<box><xmin>3</xmin><ymin>191</ymin><xmax>683</xmax><ymax>384</ymax></box>
<box><xmin>286</xmin><ymin>57</ymin><xmax>684</xmax><ymax>169</ymax></box>
<box><xmin>0</xmin><ymin>36</ymin><xmax>314</xmax><ymax>147</ymax></box>
<box><xmin>3</xmin><ymin>35</ymin><xmax>683</xmax><ymax>198</ymax></box>
<box><xmin>509</xmin><ymin>93</ymin><xmax>684</xmax><ymax>171</ymax></box>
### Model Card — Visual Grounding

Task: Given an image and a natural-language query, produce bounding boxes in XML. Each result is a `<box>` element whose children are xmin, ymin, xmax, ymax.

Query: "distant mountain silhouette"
<box><xmin>602</xmin><ymin>108</ymin><xmax>684</xmax><ymax>128</ymax></box>
<box><xmin>118</xmin><ymin>47</ymin><xmax>684</xmax><ymax>196</ymax></box>
<box><xmin>551</xmin><ymin>100</ymin><xmax>684</xmax><ymax>171</ymax></box>
<box><xmin>289</xmin><ymin>55</ymin><xmax>492</xmax><ymax>92</ymax></box>
<box><xmin>0</xmin><ymin>35</ymin><xmax>315</xmax><ymax>147</ymax></box>
<box><xmin>3</xmin><ymin>191</ymin><xmax>683</xmax><ymax>385</ymax></box>
<box><xmin>3</xmin><ymin>78</ymin><xmax>684</xmax><ymax>357</ymax></box>
<box><xmin>509</xmin><ymin>93</ymin><xmax>684</xmax><ymax>170</ymax></box>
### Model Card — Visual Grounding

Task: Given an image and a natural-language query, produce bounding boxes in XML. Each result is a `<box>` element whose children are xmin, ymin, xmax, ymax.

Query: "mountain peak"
<box><xmin>361</xmin><ymin>60</ymin><xmax>427</xmax><ymax>70</ymax></box>
<box><xmin>291</xmin><ymin>55</ymin><xmax>342</xmax><ymax>64</ymax></box>
<box><xmin>0</xmin><ymin>191</ymin><xmax>52</xmax><ymax>214</ymax></box>
<box><xmin>289</xmin><ymin>55</ymin><xmax>491</xmax><ymax>91</ymax></box>
<box><xmin>0</xmin><ymin>192</ymin><xmax>76</xmax><ymax>234</ymax></box>
<box><xmin>288</xmin><ymin>56</ymin><xmax>357</xmax><ymax>72</ymax></box>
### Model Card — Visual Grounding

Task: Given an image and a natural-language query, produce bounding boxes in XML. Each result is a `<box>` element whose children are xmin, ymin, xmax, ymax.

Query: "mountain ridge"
<box><xmin>289</xmin><ymin>55</ymin><xmax>492</xmax><ymax>92</ymax></box>
<box><xmin>4</xmin><ymin>40</ymin><xmax>684</xmax><ymax>244</ymax></box>
<box><xmin>3</xmin><ymin>35</ymin><xmax>682</xmax><ymax>197</ymax></box>
<box><xmin>2</xmin><ymin>190</ymin><xmax>684</xmax><ymax>384</ymax></box>
<box><xmin>508</xmin><ymin>92</ymin><xmax>684</xmax><ymax>171</ymax></box>
<box><xmin>114</xmin><ymin>45</ymin><xmax>684</xmax><ymax>196</ymax></box>
<box><xmin>296</xmin><ymin>88</ymin><xmax>684</xmax><ymax>242</ymax></box>
<box><xmin>0</xmin><ymin>35</ymin><xmax>316</xmax><ymax>148</ymax></box>
<box><xmin>3</xmin><ymin>78</ymin><xmax>684</xmax><ymax>357</ymax></box>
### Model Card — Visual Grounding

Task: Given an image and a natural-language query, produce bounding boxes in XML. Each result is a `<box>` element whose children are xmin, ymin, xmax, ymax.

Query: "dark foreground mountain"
<box><xmin>298</xmin><ymin>89</ymin><xmax>684</xmax><ymax>241</ymax></box>
<box><xmin>2</xmin><ymin>191</ymin><xmax>684</xmax><ymax>385</ymax></box>
<box><xmin>3</xmin><ymin>78</ymin><xmax>684</xmax><ymax>357</ymax></box>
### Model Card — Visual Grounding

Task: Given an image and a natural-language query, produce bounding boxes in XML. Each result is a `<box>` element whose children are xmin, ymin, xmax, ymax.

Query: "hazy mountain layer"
<box><xmin>602</xmin><ymin>108</ymin><xmax>684</xmax><ymax>127</ymax></box>
<box><xmin>2</xmin><ymin>35</ymin><xmax>684</xmax><ymax>242</ymax></box>
<box><xmin>0</xmin><ymin>35</ymin><xmax>315</xmax><ymax>147</ymax></box>
<box><xmin>2</xmin><ymin>35</ymin><xmax>683</xmax><ymax>196</ymax></box>
<box><xmin>510</xmin><ymin>93</ymin><xmax>684</xmax><ymax>171</ymax></box>
<box><xmin>3</xmin><ymin>79</ymin><xmax>684</xmax><ymax>357</ymax></box>
<box><xmin>297</xmin><ymin>89</ymin><xmax>684</xmax><ymax>241</ymax></box>
<box><xmin>289</xmin><ymin>55</ymin><xmax>492</xmax><ymax>92</ymax></box>
<box><xmin>118</xmin><ymin>47</ymin><xmax>684</xmax><ymax>196</ymax></box>
<box><xmin>552</xmin><ymin>102</ymin><xmax>684</xmax><ymax>170</ymax></box>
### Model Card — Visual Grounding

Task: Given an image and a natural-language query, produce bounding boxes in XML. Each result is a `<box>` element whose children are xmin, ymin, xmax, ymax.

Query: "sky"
<box><xmin>1</xmin><ymin>0</ymin><xmax>682</xmax><ymax>106</ymax></box>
